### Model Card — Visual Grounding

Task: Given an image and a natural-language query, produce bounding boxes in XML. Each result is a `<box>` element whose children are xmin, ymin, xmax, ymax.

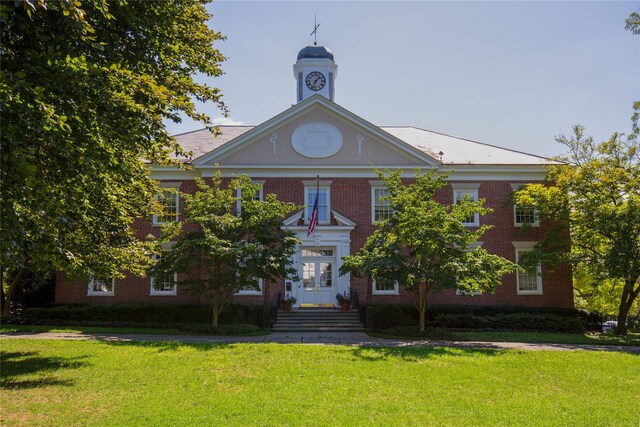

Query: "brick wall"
<box><xmin>55</xmin><ymin>177</ymin><xmax>573</xmax><ymax>308</ymax></box>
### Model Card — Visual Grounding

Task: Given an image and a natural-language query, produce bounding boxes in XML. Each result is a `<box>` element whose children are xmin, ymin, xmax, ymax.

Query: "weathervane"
<box><xmin>310</xmin><ymin>14</ymin><xmax>320</xmax><ymax>45</ymax></box>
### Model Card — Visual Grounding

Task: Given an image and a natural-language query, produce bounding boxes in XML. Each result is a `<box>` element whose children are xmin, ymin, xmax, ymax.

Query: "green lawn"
<box><xmin>1</xmin><ymin>339</ymin><xmax>638</xmax><ymax>426</ymax></box>
<box><xmin>370</xmin><ymin>327</ymin><xmax>640</xmax><ymax>346</ymax></box>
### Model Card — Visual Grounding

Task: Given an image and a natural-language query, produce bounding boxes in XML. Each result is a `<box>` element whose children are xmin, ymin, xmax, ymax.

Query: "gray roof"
<box><xmin>173</xmin><ymin>125</ymin><xmax>553</xmax><ymax>165</ymax></box>
<box><xmin>297</xmin><ymin>45</ymin><xmax>334</xmax><ymax>61</ymax></box>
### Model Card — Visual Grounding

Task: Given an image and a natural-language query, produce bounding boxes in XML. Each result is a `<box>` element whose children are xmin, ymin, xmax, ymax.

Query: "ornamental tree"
<box><xmin>156</xmin><ymin>172</ymin><xmax>301</xmax><ymax>333</ymax></box>
<box><xmin>1</xmin><ymin>0</ymin><xmax>226</xmax><ymax>314</ymax></box>
<box><xmin>514</xmin><ymin>107</ymin><xmax>640</xmax><ymax>335</ymax></box>
<box><xmin>340</xmin><ymin>170</ymin><xmax>520</xmax><ymax>334</ymax></box>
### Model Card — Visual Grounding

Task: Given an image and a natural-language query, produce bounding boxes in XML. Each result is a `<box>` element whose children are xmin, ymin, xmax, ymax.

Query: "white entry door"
<box><xmin>299</xmin><ymin>248</ymin><xmax>335</xmax><ymax>306</ymax></box>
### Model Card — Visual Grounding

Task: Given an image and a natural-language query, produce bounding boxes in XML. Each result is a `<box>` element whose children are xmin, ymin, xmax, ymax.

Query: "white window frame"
<box><xmin>513</xmin><ymin>241</ymin><xmax>543</xmax><ymax>295</ymax></box>
<box><xmin>236</xmin><ymin>180</ymin><xmax>265</xmax><ymax>214</ymax></box>
<box><xmin>370</xmin><ymin>181</ymin><xmax>393</xmax><ymax>224</ymax></box>
<box><xmin>511</xmin><ymin>184</ymin><xmax>540</xmax><ymax>227</ymax></box>
<box><xmin>150</xmin><ymin>255</ymin><xmax>177</xmax><ymax>296</ymax></box>
<box><xmin>88</xmin><ymin>277</ymin><xmax>115</xmax><ymax>296</ymax></box>
<box><xmin>303</xmin><ymin>180</ymin><xmax>332</xmax><ymax>225</ymax></box>
<box><xmin>372</xmin><ymin>280</ymin><xmax>399</xmax><ymax>295</ymax></box>
<box><xmin>152</xmin><ymin>182</ymin><xmax>181</xmax><ymax>226</ymax></box>
<box><xmin>235</xmin><ymin>278</ymin><xmax>263</xmax><ymax>296</ymax></box>
<box><xmin>451</xmin><ymin>183</ymin><xmax>480</xmax><ymax>227</ymax></box>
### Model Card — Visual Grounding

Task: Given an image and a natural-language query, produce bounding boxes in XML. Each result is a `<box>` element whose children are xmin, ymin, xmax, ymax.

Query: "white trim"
<box><xmin>235</xmin><ymin>278</ymin><xmax>263</xmax><ymax>296</ymax></box>
<box><xmin>372</xmin><ymin>280</ymin><xmax>399</xmax><ymax>295</ymax></box>
<box><xmin>283</xmin><ymin>210</ymin><xmax>304</xmax><ymax>226</ymax></box>
<box><xmin>304</xmin><ymin>184</ymin><xmax>331</xmax><ymax>224</ymax></box>
<box><xmin>371</xmin><ymin>186</ymin><xmax>392</xmax><ymax>224</ymax></box>
<box><xmin>150</xmin><ymin>255</ymin><xmax>177</xmax><ymax>296</ymax></box>
<box><xmin>152</xmin><ymin>184</ymin><xmax>180</xmax><ymax>226</ymax></box>
<box><xmin>512</xmin><ymin>241</ymin><xmax>543</xmax><ymax>295</ymax></box>
<box><xmin>236</xmin><ymin>180</ymin><xmax>264</xmax><ymax>213</ymax></box>
<box><xmin>88</xmin><ymin>277</ymin><xmax>115</xmax><ymax>296</ymax></box>
<box><xmin>513</xmin><ymin>205</ymin><xmax>540</xmax><ymax>227</ymax></box>
<box><xmin>453</xmin><ymin>186</ymin><xmax>480</xmax><ymax>227</ymax></box>
<box><xmin>331</xmin><ymin>210</ymin><xmax>356</xmax><ymax>227</ymax></box>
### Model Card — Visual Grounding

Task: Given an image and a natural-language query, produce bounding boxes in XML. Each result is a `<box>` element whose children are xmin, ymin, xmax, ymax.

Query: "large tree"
<box><xmin>340</xmin><ymin>170</ymin><xmax>519</xmax><ymax>334</ymax></box>
<box><xmin>514</xmin><ymin>107</ymin><xmax>640</xmax><ymax>335</ymax></box>
<box><xmin>156</xmin><ymin>173</ymin><xmax>301</xmax><ymax>332</ymax></box>
<box><xmin>0</xmin><ymin>0</ymin><xmax>226</xmax><ymax>315</ymax></box>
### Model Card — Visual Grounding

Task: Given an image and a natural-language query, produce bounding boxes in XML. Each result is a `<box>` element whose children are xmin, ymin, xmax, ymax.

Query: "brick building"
<box><xmin>55</xmin><ymin>44</ymin><xmax>573</xmax><ymax>309</ymax></box>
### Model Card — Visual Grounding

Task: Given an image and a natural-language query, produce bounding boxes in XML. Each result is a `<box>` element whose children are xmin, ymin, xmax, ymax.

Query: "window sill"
<box><xmin>150</xmin><ymin>292</ymin><xmax>177</xmax><ymax>296</ymax></box>
<box><xmin>87</xmin><ymin>293</ymin><xmax>114</xmax><ymax>297</ymax></box>
<box><xmin>517</xmin><ymin>290</ymin><xmax>543</xmax><ymax>295</ymax></box>
<box><xmin>372</xmin><ymin>291</ymin><xmax>399</xmax><ymax>296</ymax></box>
<box><xmin>235</xmin><ymin>291</ymin><xmax>263</xmax><ymax>296</ymax></box>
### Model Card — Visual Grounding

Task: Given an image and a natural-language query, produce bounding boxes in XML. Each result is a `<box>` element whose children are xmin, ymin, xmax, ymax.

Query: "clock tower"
<box><xmin>293</xmin><ymin>44</ymin><xmax>338</xmax><ymax>103</ymax></box>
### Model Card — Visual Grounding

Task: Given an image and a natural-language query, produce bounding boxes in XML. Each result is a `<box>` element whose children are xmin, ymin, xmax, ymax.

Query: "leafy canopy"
<box><xmin>157</xmin><ymin>172</ymin><xmax>301</xmax><ymax>330</ymax></box>
<box><xmin>1</xmin><ymin>0</ymin><xmax>226</xmax><ymax>282</ymax></box>
<box><xmin>341</xmin><ymin>170</ymin><xmax>519</xmax><ymax>332</ymax></box>
<box><xmin>514</xmin><ymin>108</ymin><xmax>640</xmax><ymax>334</ymax></box>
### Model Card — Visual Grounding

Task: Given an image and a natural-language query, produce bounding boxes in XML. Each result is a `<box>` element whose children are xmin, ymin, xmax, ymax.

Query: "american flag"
<box><xmin>307</xmin><ymin>177</ymin><xmax>319</xmax><ymax>237</ymax></box>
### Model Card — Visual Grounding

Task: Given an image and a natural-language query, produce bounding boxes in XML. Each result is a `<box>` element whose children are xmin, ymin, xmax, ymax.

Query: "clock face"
<box><xmin>305</xmin><ymin>71</ymin><xmax>326</xmax><ymax>91</ymax></box>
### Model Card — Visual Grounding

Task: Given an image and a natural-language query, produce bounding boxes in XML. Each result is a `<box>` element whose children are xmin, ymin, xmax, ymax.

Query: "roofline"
<box><xmin>381</xmin><ymin>125</ymin><xmax>555</xmax><ymax>162</ymax></box>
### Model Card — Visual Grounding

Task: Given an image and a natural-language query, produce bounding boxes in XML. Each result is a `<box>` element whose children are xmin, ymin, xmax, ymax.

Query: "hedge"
<box><xmin>369</xmin><ymin>304</ymin><xmax>601</xmax><ymax>333</ymax></box>
<box><xmin>18</xmin><ymin>303</ymin><xmax>265</xmax><ymax>328</ymax></box>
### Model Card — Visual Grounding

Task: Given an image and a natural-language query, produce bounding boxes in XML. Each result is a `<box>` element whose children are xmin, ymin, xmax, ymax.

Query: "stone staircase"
<box><xmin>272</xmin><ymin>308</ymin><xmax>365</xmax><ymax>332</ymax></box>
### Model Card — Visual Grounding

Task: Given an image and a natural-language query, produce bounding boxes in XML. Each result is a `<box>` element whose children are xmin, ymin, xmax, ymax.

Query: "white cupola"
<box><xmin>293</xmin><ymin>44</ymin><xmax>338</xmax><ymax>103</ymax></box>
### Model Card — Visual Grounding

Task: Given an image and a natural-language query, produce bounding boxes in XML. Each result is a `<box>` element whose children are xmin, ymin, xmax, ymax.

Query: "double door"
<box><xmin>299</xmin><ymin>248</ymin><xmax>335</xmax><ymax>306</ymax></box>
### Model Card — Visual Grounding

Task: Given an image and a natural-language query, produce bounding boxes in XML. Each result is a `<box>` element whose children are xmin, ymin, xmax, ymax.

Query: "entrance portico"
<box><xmin>282</xmin><ymin>210</ymin><xmax>355</xmax><ymax>308</ymax></box>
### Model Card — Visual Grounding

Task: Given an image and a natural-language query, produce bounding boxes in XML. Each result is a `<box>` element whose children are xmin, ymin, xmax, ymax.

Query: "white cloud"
<box><xmin>212</xmin><ymin>116</ymin><xmax>245</xmax><ymax>126</ymax></box>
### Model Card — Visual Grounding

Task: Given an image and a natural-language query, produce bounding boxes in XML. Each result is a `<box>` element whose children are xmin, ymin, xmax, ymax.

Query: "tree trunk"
<box><xmin>2</xmin><ymin>267</ymin><xmax>25</xmax><ymax>317</ymax></box>
<box><xmin>211</xmin><ymin>303</ymin><xmax>221</xmax><ymax>334</ymax></box>
<box><xmin>418</xmin><ymin>282</ymin><xmax>427</xmax><ymax>335</ymax></box>
<box><xmin>615</xmin><ymin>280</ymin><xmax>640</xmax><ymax>335</ymax></box>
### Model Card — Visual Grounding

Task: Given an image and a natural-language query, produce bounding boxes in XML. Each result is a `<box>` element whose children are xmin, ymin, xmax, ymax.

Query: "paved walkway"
<box><xmin>2</xmin><ymin>331</ymin><xmax>639</xmax><ymax>353</ymax></box>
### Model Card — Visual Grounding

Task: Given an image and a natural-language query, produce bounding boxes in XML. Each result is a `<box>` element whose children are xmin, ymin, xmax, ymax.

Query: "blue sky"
<box><xmin>165</xmin><ymin>1</ymin><xmax>639</xmax><ymax>158</ymax></box>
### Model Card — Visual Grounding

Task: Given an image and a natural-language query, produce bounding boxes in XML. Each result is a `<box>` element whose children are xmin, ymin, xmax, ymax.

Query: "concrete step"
<box><xmin>272</xmin><ymin>308</ymin><xmax>365</xmax><ymax>332</ymax></box>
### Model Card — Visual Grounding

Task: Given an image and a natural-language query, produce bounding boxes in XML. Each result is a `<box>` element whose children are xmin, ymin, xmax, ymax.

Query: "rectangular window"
<box><xmin>150</xmin><ymin>255</ymin><xmax>177</xmax><ymax>296</ymax></box>
<box><xmin>372</xmin><ymin>187</ymin><xmax>393</xmax><ymax>223</ymax></box>
<box><xmin>153</xmin><ymin>189</ymin><xmax>179</xmax><ymax>225</ymax></box>
<box><xmin>236</xmin><ymin>278</ymin><xmax>263</xmax><ymax>295</ymax></box>
<box><xmin>453</xmin><ymin>188</ymin><xmax>479</xmax><ymax>226</ymax></box>
<box><xmin>513</xmin><ymin>242</ymin><xmax>543</xmax><ymax>295</ymax></box>
<box><xmin>514</xmin><ymin>205</ymin><xmax>539</xmax><ymax>227</ymax></box>
<box><xmin>88</xmin><ymin>277</ymin><xmax>114</xmax><ymax>296</ymax></box>
<box><xmin>305</xmin><ymin>187</ymin><xmax>329</xmax><ymax>224</ymax></box>
<box><xmin>372</xmin><ymin>280</ymin><xmax>399</xmax><ymax>295</ymax></box>
<box><xmin>236</xmin><ymin>181</ymin><xmax>264</xmax><ymax>214</ymax></box>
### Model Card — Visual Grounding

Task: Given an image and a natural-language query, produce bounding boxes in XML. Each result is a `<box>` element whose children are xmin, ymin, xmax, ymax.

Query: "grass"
<box><xmin>0</xmin><ymin>324</ymin><xmax>185</xmax><ymax>335</ymax></box>
<box><xmin>1</xmin><ymin>339</ymin><xmax>638</xmax><ymax>426</ymax></box>
<box><xmin>370</xmin><ymin>327</ymin><xmax>640</xmax><ymax>346</ymax></box>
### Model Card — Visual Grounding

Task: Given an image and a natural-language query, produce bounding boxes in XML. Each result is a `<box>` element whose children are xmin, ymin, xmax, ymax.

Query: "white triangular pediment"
<box><xmin>192</xmin><ymin>95</ymin><xmax>440</xmax><ymax>169</ymax></box>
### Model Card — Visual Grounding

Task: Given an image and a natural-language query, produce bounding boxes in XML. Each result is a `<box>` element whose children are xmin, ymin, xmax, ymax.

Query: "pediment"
<box><xmin>193</xmin><ymin>95</ymin><xmax>440</xmax><ymax>169</ymax></box>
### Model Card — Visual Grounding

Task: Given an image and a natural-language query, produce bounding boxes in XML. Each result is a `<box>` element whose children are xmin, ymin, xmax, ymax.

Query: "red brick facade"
<box><xmin>55</xmin><ymin>177</ymin><xmax>573</xmax><ymax>308</ymax></box>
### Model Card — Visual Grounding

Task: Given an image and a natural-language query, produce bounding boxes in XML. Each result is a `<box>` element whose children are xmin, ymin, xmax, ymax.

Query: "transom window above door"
<box><xmin>301</xmin><ymin>249</ymin><xmax>334</xmax><ymax>257</ymax></box>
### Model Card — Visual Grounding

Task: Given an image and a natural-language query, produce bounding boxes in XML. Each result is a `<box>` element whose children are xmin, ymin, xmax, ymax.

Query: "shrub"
<box><xmin>369</xmin><ymin>304</ymin><xmax>587</xmax><ymax>333</ymax></box>
<box><xmin>20</xmin><ymin>303</ymin><xmax>263</xmax><ymax>328</ymax></box>
<box><xmin>370</xmin><ymin>304</ymin><xmax>417</xmax><ymax>330</ymax></box>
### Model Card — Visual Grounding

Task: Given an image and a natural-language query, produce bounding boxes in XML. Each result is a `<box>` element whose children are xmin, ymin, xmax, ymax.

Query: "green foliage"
<box><xmin>1</xmin><ymin>0</ymin><xmax>226</xmax><ymax>312</ymax></box>
<box><xmin>341</xmin><ymin>170</ymin><xmax>520</xmax><ymax>333</ymax></box>
<box><xmin>14</xmin><ymin>303</ymin><xmax>267</xmax><ymax>330</ymax></box>
<box><xmin>157</xmin><ymin>170</ymin><xmax>301</xmax><ymax>331</ymax></box>
<box><xmin>514</xmin><ymin>108</ymin><xmax>640</xmax><ymax>334</ymax></box>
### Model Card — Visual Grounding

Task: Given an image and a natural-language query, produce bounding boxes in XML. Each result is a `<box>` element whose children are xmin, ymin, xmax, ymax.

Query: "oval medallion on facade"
<box><xmin>291</xmin><ymin>122</ymin><xmax>343</xmax><ymax>158</ymax></box>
